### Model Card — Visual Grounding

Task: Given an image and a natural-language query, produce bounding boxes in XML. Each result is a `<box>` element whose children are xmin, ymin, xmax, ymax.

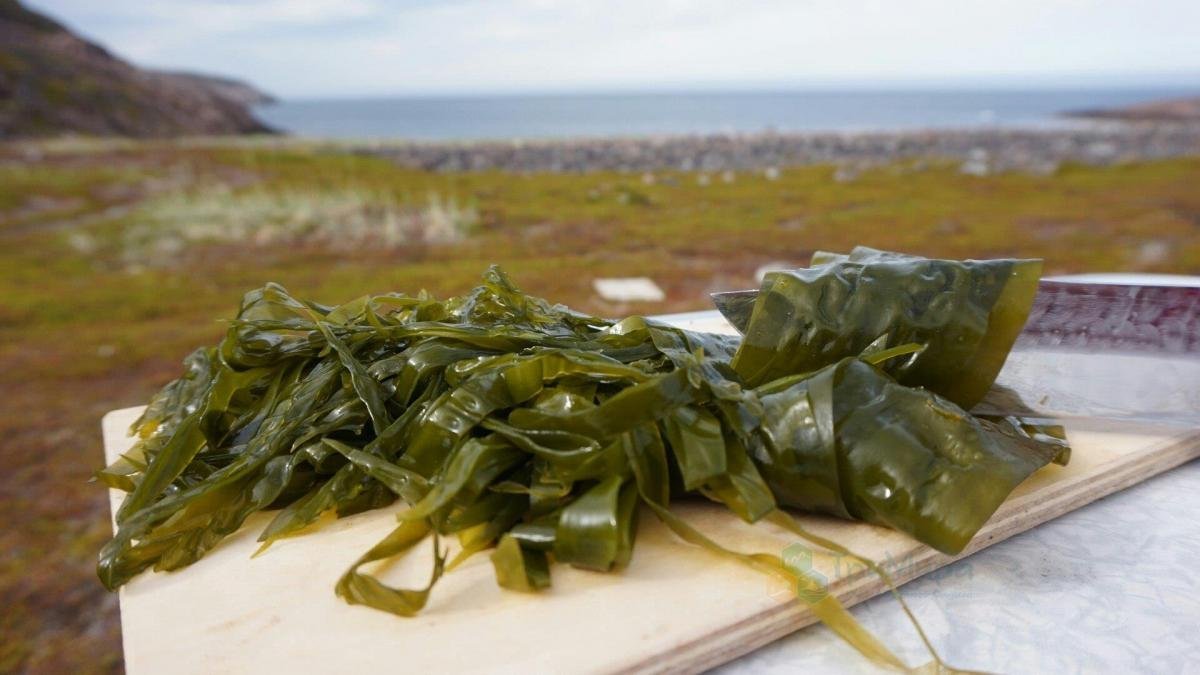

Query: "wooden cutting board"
<box><xmin>102</xmin><ymin>313</ymin><xmax>1200</xmax><ymax>674</ymax></box>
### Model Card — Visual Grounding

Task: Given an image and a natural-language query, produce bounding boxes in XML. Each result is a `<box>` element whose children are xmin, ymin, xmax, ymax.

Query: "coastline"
<box><xmin>6</xmin><ymin>120</ymin><xmax>1200</xmax><ymax>177</ymax></box>
<box><xmin>348</xmin><ymin>121</ymin><xmax>1200</xmax><ymax>175</ymax></box>
<box><xmin>1065</xmin><ymin>96</ymin><xmax>1200</xmax><ymax>123</ymax></box>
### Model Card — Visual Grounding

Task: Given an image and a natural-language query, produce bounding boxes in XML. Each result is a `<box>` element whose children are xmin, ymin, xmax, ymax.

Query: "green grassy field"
<box><xmin>2</xmin><ymin>140</ymin><xmax>1198</xmax><ymax>673</ymax></box>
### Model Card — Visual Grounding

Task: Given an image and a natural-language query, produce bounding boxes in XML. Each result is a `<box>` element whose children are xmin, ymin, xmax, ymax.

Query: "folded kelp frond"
<box><xmin>730</xmin><ymin>246</ymin><xmax>1042</xmax><ymax>408</ymax></box>
<box><xmin>753</xmin><ymin>357</ymin><xmax>1068</xmax><ymax>554</ymax></box>
<box><xmin>97</xmin><ymin>259</ymin><xmax>1067</xmax><ymax>670</ymax></box>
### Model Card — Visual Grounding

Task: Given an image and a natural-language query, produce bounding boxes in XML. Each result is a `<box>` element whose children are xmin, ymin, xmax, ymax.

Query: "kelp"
<box><xmin>98</xmin><ymin>255</ymin><xmax>1067</xmax><ymax>670</ymax></box>
<box><xmin>752</xmin><ymin>357</ymin><xmax>1068</xmax><ymax>554</ymax></box>
<box><xmin>729</xmin><ymin>246</ymin><xmax>1043</xmax><ymax>408</ymax></box>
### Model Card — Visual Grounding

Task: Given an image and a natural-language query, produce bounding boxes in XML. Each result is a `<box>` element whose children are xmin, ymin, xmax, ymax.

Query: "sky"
<box><xmin>27</xmin><ymin>0</ymin><xmax>1200</xmax><ymax>99</ymax></box>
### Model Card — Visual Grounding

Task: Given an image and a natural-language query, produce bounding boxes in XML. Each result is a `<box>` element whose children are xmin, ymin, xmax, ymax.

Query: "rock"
<box><xmin>1086</xmin><ymin>141</ymin><xmax>1118</xmax><ymax>160</ymax></box>
<box><xmin>960</xmin><ymin>158</ymin><xmax>990</xmax><ymax>176</ymax></box>
<box><xmin>361</xmin><ymin>124</ymin><xmax>1200</xmax><ymax>176</ymax></box>
<box><xmin>592</xmin><ymin>277</ymin><xmax>665</xmax><ymax>303</ymax></box>
<box><xmin>959</xmin><ymin>147</ymin><xmax>993</xmax><ymax>175</ymax></box>
<box><xmin>1136</xmin><ymin>240</ymin><xmax>1171</xmax><ymax>266</ymax></box>
<box><xmin>833</xmin><ymin>165</ymin><xmax>860</xmax><ymax>183</ymax></box>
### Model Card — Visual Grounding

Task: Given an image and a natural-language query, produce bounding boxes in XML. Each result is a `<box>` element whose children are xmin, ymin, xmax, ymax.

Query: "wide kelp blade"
<box><xmin>755</xmin><ymin>357</ymin><xmax>1064</xmax><ymax>555</ymax></box>
<box><xmin>730</xmin><ymin>246</ymin><xmax>1042</xmax><ymax>408</ymax></box>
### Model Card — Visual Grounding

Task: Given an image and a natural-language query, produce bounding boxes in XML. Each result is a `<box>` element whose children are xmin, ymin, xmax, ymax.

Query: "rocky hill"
<box><xmin>0</xmin><ymin>0</ymin><xmax>274</xmax><ymax>138</ymax></box>
<box><xmin>151</xmin><ymin>70</ymin><xmax>276</xmax><ymax>107</ymax></box>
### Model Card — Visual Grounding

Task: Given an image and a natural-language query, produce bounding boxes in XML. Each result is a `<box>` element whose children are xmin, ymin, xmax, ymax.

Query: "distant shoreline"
<box><xmin>1064</xmin><ymin>97</ymin><xmax>1200</xmax><ymax>123</ymax></box>
<box><xmin>251</xmin><ymin>87</ymin><xmax>1198</xmax><ymax>143</ymax></box>
<box><xmin>8</xmin><ymin>121</ymin><xmax>1198</xmax><ymax>177</ymax></box>
<box><xmin>347</xmin><ymin>122</ymin><xmax>1200</xmax><ymax>175</ymax></box>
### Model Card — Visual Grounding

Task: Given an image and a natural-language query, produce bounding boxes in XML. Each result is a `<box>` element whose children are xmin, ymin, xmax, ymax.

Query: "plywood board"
<box><xmin>101</xmin><ymin>313</ymin><xmax>1200</xmax><ymax>675</ymax></box>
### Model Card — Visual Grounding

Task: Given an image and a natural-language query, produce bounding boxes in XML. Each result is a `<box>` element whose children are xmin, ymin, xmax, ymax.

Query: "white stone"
<box><xmin>592</xmin><ymin>277</ymin><xmax>666</xmax><ymax>302</ymax></box>
<box><xmin>960</xmin><ymin>158</ymin><xmax>990</xmax><ymax>176</ymax></box>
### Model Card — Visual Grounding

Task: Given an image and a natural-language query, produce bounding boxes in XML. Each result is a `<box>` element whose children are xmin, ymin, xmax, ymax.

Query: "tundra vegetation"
<box><xmin>2</xmin><ymin>138</ymin><xmax>1198</xmax><ymax>673</ymax></box>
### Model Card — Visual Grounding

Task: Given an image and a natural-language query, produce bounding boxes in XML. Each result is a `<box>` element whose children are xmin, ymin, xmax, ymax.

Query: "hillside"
<box><xmin>151</xmin><ymin>70</ymin><xmax>276</xmax><ymax>107</ymax></box>
<box><xmin>0</xmin><ymin>0</ymin><xmax>274</xmax><ymax>138</ymax></box>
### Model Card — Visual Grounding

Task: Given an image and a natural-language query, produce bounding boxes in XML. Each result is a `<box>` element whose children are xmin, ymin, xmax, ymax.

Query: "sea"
<box><xmin>252</xmin><ymin>87</ymin><xmax>1197</xmax><ymax>141</ymax></box>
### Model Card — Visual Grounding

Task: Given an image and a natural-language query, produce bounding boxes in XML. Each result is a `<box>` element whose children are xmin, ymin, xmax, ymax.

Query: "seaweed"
<box><xmin>98</xmin><ymin>255</ymin><xmax>1066</xmax><ymax>670</ymax></box>
<box><xmin>728</xmin><ymin>246</ymin><xmax>1042</xmax><ymax>408</ymax></box>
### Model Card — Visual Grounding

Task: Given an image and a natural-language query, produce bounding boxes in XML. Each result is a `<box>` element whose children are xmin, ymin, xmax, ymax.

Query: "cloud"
<box><xmin>27</xmin><ymin>0</ymin><xmax>1200</xmax><ymax>97</ymax></box>
<box><xmin>144</xmin><ymin>0</ymin><xmax>381</xmax><ymax>28</ymax></box>
<box><xmin>47</xmin><ymin>0</ymin><xmax>382</xmax><ymax>28</ymax></box>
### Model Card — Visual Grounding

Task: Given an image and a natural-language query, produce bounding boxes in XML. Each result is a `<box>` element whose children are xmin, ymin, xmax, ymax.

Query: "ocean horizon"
<box><xmin>253</xmin><ymin>86</ymin><xmax>1198</xmax><ymax>141</ymax></box>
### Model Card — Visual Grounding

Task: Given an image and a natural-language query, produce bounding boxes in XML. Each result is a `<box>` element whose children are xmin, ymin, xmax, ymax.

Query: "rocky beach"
<box><xmin>355</xmin><ymin>121</ymin><xmax>1200</xmax><ymax>176</ymax></box>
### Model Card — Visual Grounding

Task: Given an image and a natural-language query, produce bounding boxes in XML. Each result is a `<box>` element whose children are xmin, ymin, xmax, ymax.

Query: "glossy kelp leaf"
<box><xmin>859</xmin><ymin>341</ymin><xmax>925</xmax><ymax>368</ymax></box>
<box><xmin>756</xmin><ymin>357</ymin><xmax>1064</xmax><ymax>554</ymax></box>
<box><xmin>315</xmin><ymin>321</ymin><xmax>393</xmax><ymax>436</ymax></box>
<box><xmin>701</xmin><ymin>434</ymin><xmax>776</xmax><ymax>523</ymax></box>
<box><xmin>491</xmin><ymin>535</ymin><xmax>551</xmax><ymax>592</ymax></box>
<box><xmin>113</xmin><ymin>415</ymin><xmax>206</xmax><ymax>523</ymax></box>
<box><xmin>335</xmin><ymin>518</ymin><xmax>445</xmax><ymax>617</ymax></box>
<box><xmin>400</xmin><ymin>436</ymin><xmax>524</xmax><ymax>522</ymax></box>
<box><xmin>255</xmin><ymin>463</ymin><xmax>365</xmax><ymax>551</ymax></box>
<box><xmin>620</xmin><ymin>424</ymin><xmax>671</xmax><ymax>507</ymax></box>
<box><xmin>328</xmin><ymin>442</ymin><xmax>428</xmax><ymax>503</ymax></box>
<box><xmin>401</xmin><ymin>349</ymin><xmax>647</xmax><ymax>478</ymax></box>
<box><xmin>100</xmin><ymin>360</ymin><xmax>342</xmax><ymax>587</ymax></box>
<box><xmin>508</xmin><ymin>367</ymin><xmax>701</xmax><ymax>440</ymax></box>
<box><xmin>554</xmin><ymin>474</ymin><xmax>639</xmax><ymax>572</ymax></box>
<box><xmin>220</xmin><ymin>284</ymin><xmax>326</xmax><ymax>368</ymax></box>
<box><xmin>95</xmin><ymin>446</ymin><xmax>149</xmax><ymax>492</ymax></box>
<box><xmin>508</xmin><ymin>520</ymin><xmax>558</xmax><ymax>552</ymax></box>
<box><xmin>446</xmin><ymin>493</ymin><xmax>526</xmax><ymax>569</ymax></box>
<box><xmin>731</xmin><ymin>247</ymin><xmax>1042</xmax><ymax>408</ymax></box>
<box><xmin>128</xmin><ymin>347</ymin><xmax>217</xmax><ymax>440</ymax></box>
<box><xmin>663</xmin><ymin>406</ymin><xmax>727</xmax><ymax>490</ymax></box>
<box><xmin>376</xmin><ymin>341</ymin><xmax>496</xmax><ymax>407</ymax></box>
<box><xmin>984</xmin><ymin>415</ymin><xmax>1071</xmax><ymax>466</ymax></box>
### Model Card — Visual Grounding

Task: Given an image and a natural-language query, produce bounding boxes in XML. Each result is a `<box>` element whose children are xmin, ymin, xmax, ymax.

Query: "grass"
<box><xmin>1</xmin><ymin>139</ymin><xmax>1198</xmax><ymax>674</ymax></box>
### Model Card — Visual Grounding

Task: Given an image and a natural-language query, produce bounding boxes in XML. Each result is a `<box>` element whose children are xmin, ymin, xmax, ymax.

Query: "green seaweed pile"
<box><xmin>98</xmin><ymin>248</ymin><xmax>1068</xmax><ymax>669</ymax></box>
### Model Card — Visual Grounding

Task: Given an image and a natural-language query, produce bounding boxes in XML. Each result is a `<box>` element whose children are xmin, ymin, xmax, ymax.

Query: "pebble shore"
<box><xmin>357</xmin><ymin>122</ymin><xmax>1200</xmax><ymax>175</ymax></box>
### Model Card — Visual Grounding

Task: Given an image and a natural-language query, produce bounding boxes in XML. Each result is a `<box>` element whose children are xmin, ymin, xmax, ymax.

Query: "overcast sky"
<box><xmin>28</xmin><ymin>0</ymin><xmax>1200</xmax><ymax>99</ymax></box>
